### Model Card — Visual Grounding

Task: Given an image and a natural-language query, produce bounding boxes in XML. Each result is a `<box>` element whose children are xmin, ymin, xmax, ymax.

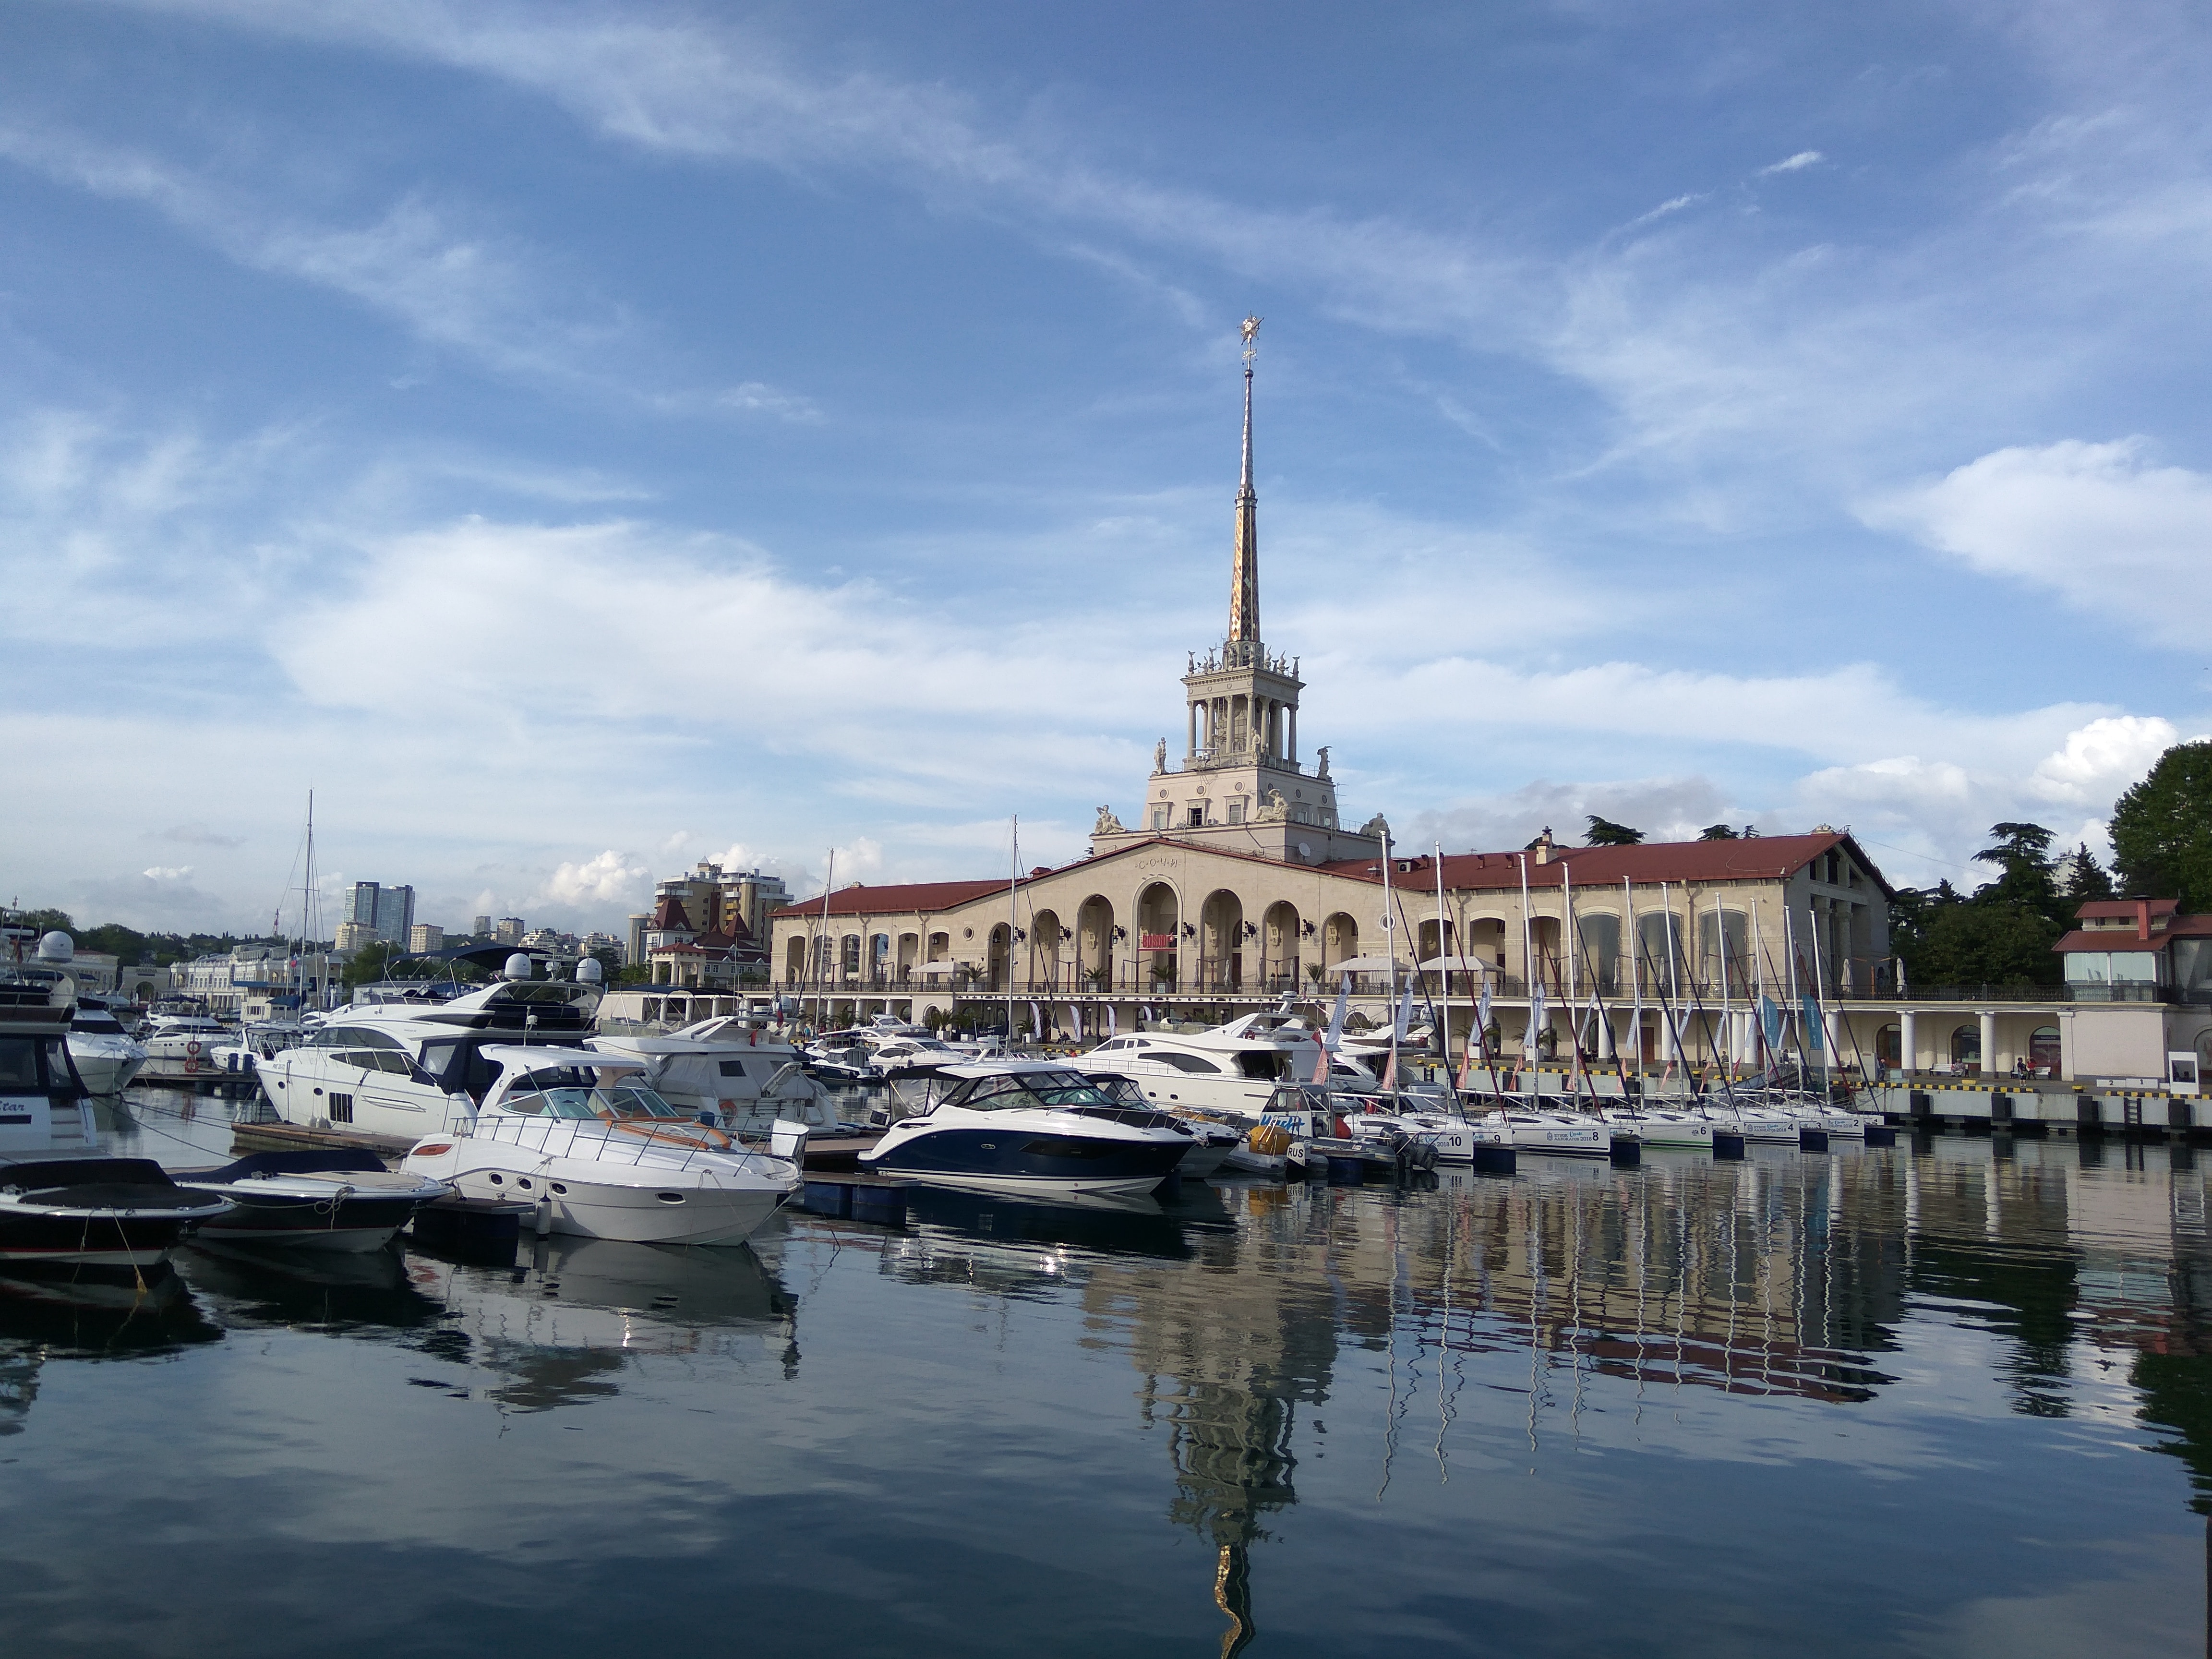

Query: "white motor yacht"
<box><xmin>67</xmin><ymin>1002</ymin><xmax>147</xmax><ymax>1094</ymax></box>
<box><xmin>138</xmin><ymin>1014</ymin><xmax>251</xmax><ymax>1085</ymax></box>
<box><xmin>587</xmin><ymin>1015</ymin><xmax>842</xmax><ymax>1138</ymax></box>
<box><xmin>1081</xmin><ymin>1026</ymin><xmax>1316</xmax><ymax>1118</ymax></box>
<box><xmin>861</xmin><ymin>1060</ymin><xmax>1192</xmax><ymax>1199</ymax></box>
<box><xmin>257</xmin><ymin>957</ymin><xmax>604</xmax><ymax>1138</ymax></box>
<box><xmin>401</xmin><ymin>1049</ymin><xmax>799</xmax><ymax>1246</ymax></box>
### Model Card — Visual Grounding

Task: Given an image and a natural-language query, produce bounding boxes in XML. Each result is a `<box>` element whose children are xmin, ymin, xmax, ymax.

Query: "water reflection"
<box><xmin>0</xmin><ymin>1266</ymin><xmax>222</xmax><ymax>1435</ymax></box>
<box><xmin>414</xmin><ymin>1235</ymin><xmax>800</xmax><ymax>1412</ymax></box>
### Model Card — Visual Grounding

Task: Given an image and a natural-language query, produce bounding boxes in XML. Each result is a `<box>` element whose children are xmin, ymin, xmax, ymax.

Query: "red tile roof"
<box><xmin>2074</xmin><ymin>899</ymin><xmax>2178</xmax><ymax>919</ymax></box>
<box><xmin>1318</xmin><ymin>831</ymin><xmax>1887</xmax><ymax>897</ymax></box>
<box><xmin>649</xmin><ymin>895</ymin><xmax>693</xmax><ymax>931</ymax></box>
<box><xmin>769</xmin><ymin>878</ymin><xmax>1012</xmax><ymax>922</ymax></box>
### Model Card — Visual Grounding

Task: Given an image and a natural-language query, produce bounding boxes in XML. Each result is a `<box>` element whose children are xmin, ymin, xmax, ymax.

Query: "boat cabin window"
<box><xmin>310</xmin><ymin>1026</ymin><xmax>401</xmax><ymax>1049</ymax></box>
<box><xmin>1235</xmin><ymin>1053</ymin><xmax>1287</xmax><ymax>1080</ymax></box>
<box><xmin>1154</xmin><ymin>1053</ymin><xmax>1224</xmax><ymax>1074</ymax></box>
<box><xmin>0</xmin><ymin>1037</ymin><xmax>48</xmax><ymax>1090</ymax></box>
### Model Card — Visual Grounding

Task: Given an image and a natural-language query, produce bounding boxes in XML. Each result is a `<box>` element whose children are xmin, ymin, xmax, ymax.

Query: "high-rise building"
<box><xmin>494</xmin><ymin>917</ymin><xmax>526</xmax><ymax>945</ymax></box>
<box><xmin>346</xmin><ymin>881</ymin><xmax>418</xmax><ymax>944</ymax></box>
<box><xmin>631</xmin><ymin>862</ymin><xmax>792</xmax><ymax>963</ymax></box>
<box><xmin>472</xmin><ymin>914</ymin><xmax>492</xmax><ymax>937</ymax></box>
<box><xmin>408</xmin><ymin>923</ymin><xmax>445</xmax><ymax>953</ymax></box>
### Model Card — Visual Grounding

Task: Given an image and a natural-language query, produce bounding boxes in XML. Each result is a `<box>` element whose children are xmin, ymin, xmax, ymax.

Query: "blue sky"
<box><xmin>4</xmin><ymin>0</ymin><xmax>2209</xmax><ymax>937</ymax></box>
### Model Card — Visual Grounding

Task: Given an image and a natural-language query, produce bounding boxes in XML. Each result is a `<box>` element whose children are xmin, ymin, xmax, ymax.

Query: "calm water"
<box><xmin>0</xmin><ymin>1089</ymin><xmax>2204</xmax><ymax>1657</ymax></box>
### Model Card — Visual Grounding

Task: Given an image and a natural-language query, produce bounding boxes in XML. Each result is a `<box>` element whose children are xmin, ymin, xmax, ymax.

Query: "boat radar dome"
<box><xmin>36</xmin><ymin>932</ymin><xmax>73</xmax><ymax>963</ymax></box>
<box><xmin>503</xmin><ymin>953</ymin><xmax>533</xmax><ymax>981</ymax></box>
<box><xmin>575</xmin><ymin>957</ymin><xmax>603</xmax><ymax>985</ymax></box>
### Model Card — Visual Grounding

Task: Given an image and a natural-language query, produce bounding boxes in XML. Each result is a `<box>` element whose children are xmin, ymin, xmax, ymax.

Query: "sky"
<box><xmin>4</xmin><ymin>0</ymin><xmax>2210</xmax><ymax>939</ymax></box>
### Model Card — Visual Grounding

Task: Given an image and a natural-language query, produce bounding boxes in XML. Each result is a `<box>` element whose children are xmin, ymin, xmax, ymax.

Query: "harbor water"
<box><xmin>0</xmin><ymin>1085</ymin><xmax>2205</xmax><ymax>1656</ymax></box>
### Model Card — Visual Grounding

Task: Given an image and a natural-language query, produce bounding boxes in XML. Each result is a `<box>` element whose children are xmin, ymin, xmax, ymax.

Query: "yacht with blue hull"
<box><xmin>862</xmin><ymin>1061</ymin><xmax>1192</xmax><ymax>1199</ymax></box>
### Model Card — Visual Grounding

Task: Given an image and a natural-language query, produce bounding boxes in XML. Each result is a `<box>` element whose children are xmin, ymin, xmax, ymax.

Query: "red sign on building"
<box><xmin>1140</xmin><ymin>933</ymin><xmax>1176</xmax><ymax>952</ymax></box>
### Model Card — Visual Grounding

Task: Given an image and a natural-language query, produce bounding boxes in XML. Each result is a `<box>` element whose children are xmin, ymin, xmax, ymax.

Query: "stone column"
<box><xmin>1288</xmin><ymin>704</ymin><xmax>1298</xmax><ymax>764</ymax></box>
<box><xmin>1900</xmin><ymin>1009</ymin><xmax>1917</xmax><ymax>1074</ymax></box>
<box><xmin>1188</xmin><ymin>700</ymin><xmax>1198</xmax><ymax>755</ymax></box>
<box><xmin>1979</xmin><ymin>1010</ymin><xmax>1997</xmax><ymax>1077</ymax></box>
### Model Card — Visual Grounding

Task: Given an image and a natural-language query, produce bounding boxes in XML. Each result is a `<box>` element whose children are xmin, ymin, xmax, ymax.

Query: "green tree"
<box><xmin>1584</xmin><ymin>816</ymin><xmax>1643</xmax><ymax>846</ymax></box>
<box><xmin>2111</xmin><ymin>740</ymin><xmax>2212</xmax><ymax>910</ymax></box>
<box><xmin>14</xmin><ymin>907</ymin><xmax>74</xmax><ymax>933</ymax></box>
<box><xmin>1698</xmin><ymin>824</ymin><xmax>1738</xmax><ymax>841</ymax></box>
<box><xmin>1972</xmin><ymin>822</ymin><xmax>2063</xmax><ymax>924</ymax></box>
<box><xmin>1912</xmin><ymin>903</ymin><xmax>2063</xmax><ymax>989</ymax></box>
<box><xmin>2063</xmin><ymin>843</ymin><xmax>2115</xmax><ymax>902</ymax></box>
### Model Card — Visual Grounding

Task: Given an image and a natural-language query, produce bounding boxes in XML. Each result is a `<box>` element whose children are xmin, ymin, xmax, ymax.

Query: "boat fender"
<box><xmin>534</xmin><ymin>1193</ymin><xmax>553</xmax><ymax>1237</ymax></box>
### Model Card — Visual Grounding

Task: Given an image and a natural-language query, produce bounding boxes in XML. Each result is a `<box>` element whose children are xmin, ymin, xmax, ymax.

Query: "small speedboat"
<box><xmin>1345</xmin><ymin>1106</ymin><xmax>1507</xmax><ymax>1164</ymax></box>
<box><xmin>0</xmin><ymin>1156</ymin><xmax>231</xmax><ymax>1272</ymax></box>
<box><xmin>401</xmin><ymin>1048</ymin><xmax>800</xmax><ymax>1246</ymax></box>
<box><xmin>173</xmin><ymin>1149</ymin><xmax>450</xmax><ymax>1252</ymax></box>
<box><xmin>861</xmin><ymin>1060</ymin><xmax>1191</xmax><ymax>1199</ymax></box>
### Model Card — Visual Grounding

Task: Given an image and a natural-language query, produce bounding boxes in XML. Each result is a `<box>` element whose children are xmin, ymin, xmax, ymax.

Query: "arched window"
<box><xmin>2030</xmin><ymin>1026</ymin><xmax>2061</xmax><ymax>1075</ymax></box>
<box><xmin>1950</xmin><ymin>1023</ymin><xmax>1981</xmax><ymax>1071</ymax></box>
<box><xmin>1875</xmin><ymin>1024</ymin><xmax>1901</xmax><ymax>1069</ymax></box>
<box><xmin>1696</xmin><ymin>908</ymin><xmax>1749</xmax><ymax>991</ymax></box>
<box><xmin>1575</xmin><ymin>913</ymin><xmax>1621</xmax><ymax>995</ymax></box>
<box><xmin>1635</xmin><ymin>911</ymin><xmax>1688</xmax><ymax>986</ymax></box>
<box><xmin>841</xmin><ymin>935</ymin><xmax>861</xmax><ymax>974</ymax></box>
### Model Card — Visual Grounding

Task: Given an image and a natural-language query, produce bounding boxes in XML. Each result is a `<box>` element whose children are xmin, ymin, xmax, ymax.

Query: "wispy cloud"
<box><xmin>1755</xmin><ymin>150</ymin><xmax>1824</xmax><ymax>177</ymax></box>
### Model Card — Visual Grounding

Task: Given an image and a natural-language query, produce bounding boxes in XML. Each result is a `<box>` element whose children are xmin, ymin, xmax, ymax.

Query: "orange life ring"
<box><xmin>184</xmin><ymin>1057</ymin><xmax>201</xmax><ymax>1075</ymax></box>
<box><xmin>185</xmin><ymin>1039</ymin><xmax>202</xmax><ymax>1056</ymax></box>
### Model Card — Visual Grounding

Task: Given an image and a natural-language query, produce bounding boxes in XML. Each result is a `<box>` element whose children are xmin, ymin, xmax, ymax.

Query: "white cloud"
<box><xmin>535</xmin><ymin>849</ymin><xmax>650</xmax><ymax>912</ymax></box>
<box><xmin>1755</xmin><ymin>150</ymin><xmax>1824</xmax><ymax>177</ymax></box>
<box><xmin>1407</xmin><ymin>776</ymin><xmax>1738</xmax><ymax>855</ymax></box>
<box><xmin>1867</xmin><ymin>439</ymin><xmax>2212</xmax><ymax>643</ymax></box>
<box><xmin>142</xmin><ymin>865</ymin><xmax>194</xmax><ymax>880</ymax></box>
<box><xmin>2026</xmin><ymin>714</ymin><xmax>2182</xmax><ymax>803</ymax></box>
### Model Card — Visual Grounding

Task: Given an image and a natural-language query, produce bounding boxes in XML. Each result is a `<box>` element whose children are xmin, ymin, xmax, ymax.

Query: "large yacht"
<box><xmin>399</xmin><ymin>1049</ymin><xmax>799</xmax><ymax>1245</ymax></box>
<box><xmin>67</xmin><ymin>1000</ymin><xmax>147</xmax><ymax>1094</ymax></box>
<box><xmin>256</xmin><ymin>958</ymin><xmax>602</xmax><ymax>1138</ymax></box>
<box><xmin>587</xmin><ymin>1014</ymin><xmax>842</xmax><ymax>1137</ymax></box>
<box><xmin>860</xmin><ymin>1060</ymin><xmax>1192</xmax><ymax>1199</ymax></box>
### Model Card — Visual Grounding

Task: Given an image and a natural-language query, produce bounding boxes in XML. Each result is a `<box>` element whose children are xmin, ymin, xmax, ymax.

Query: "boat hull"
<box><xmin>0</xmin><ymin>1159</ymin><xmax>229</xmax><ymax>1270</ymax></box>
<box><xmin>444</xmin><ymin>1169</ymin><xmax>787</xmax><ymax>1246</ymax></box>
<box><xmin>863</xmin><ymin>1126</ymin><xmax>1187</xmax><ymax>1198</ymax></box>
<box><xmin>189</xmin><ymin>1191</ymin><xmax>425</xmax><ymax>1252</ymax></box>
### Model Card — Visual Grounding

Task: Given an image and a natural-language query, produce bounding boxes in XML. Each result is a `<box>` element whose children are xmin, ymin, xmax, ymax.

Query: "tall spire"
<box><xmin>1229</xmin><ymin>315</ymin><xmax>1262</xmax><ymax>648</ymax></box>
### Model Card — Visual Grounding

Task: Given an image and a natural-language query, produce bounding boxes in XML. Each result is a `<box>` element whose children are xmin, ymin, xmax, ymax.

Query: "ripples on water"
<box><xmin>0</xmin><ymin>1089</ymin><xmax>2201</xmax><ymax>1656</ymax></box>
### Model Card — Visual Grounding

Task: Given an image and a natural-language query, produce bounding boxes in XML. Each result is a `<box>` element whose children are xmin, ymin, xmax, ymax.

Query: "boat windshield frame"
<box><xmin>499</xmin><ymin>1066</ymin><xmax>691</xmax><ymax>1121</ymax></box>
<box><xmin>936</xmin><ymin>1069</ymin><xmax>1116</xmax><ymax>1112</ymax></box>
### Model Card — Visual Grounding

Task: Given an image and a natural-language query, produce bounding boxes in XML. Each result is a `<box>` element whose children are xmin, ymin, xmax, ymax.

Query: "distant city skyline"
<box><xmin>3</xmin><ymin>2</ymin><xmax>2206</xmax><ymax>935</ymax></box>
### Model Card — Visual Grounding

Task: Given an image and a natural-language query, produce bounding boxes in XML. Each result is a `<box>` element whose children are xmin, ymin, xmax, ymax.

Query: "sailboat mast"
<box><xmin>1382</xmin><ymin>830</ymin><xmax>1397</xmax><ymax>1093</ymax></box>
<box><xmin>1007</xmin><ymin>816</ymin><xmax>1019</xmax><ymax>1046</ymax></box>
<box><xmin>817</xmin><ymin>847</ymin><xmax>835</xmax><ymax>1026</ymax></box>
<box><xmin>1434</xmin><ymin>842</ymin><xmax>1450</xmax><ymax>1091</ymax></box>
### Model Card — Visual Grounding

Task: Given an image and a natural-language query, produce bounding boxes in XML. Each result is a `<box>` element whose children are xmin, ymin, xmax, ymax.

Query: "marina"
<box><xmin>0</xmin><ymin>1079</ymin><xmax>2198</xmax><ymax>1656</ymax></box>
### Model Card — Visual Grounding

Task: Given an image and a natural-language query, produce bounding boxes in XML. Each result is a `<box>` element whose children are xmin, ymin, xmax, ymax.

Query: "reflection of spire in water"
<box><xmin>1099</xmin><ymin>1186</ymin><xmax>1336</xmax><ymax>1656</ymax></box>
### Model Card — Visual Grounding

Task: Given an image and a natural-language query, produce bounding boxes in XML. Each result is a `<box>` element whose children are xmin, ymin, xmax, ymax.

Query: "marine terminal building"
<box><xmin>763</xmin><ymin>345</ymin><xmax>2212</xmax><ymax>1114</ymax></box>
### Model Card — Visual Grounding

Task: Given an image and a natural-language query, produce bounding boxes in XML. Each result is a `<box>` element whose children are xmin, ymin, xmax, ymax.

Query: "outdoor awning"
<box><xmin>1324</xmin><ymin>955</ymin><xmax>1401</xmax><ymax>974</ymax></box>
<box><xmin>915</xmin><ymin>961</ymin><xmax>965</xmax><ymax>976</ymax></box>
<box><xmin>1416</xmin><ymin>956</ymin><xmax>1489</xmax><ymax>974</ymax></box>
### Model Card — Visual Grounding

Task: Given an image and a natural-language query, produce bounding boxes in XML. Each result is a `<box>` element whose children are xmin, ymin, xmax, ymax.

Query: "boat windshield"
<box><xmin>501</xmin><ymin>1066</ymin><xmax>681</xmax><ymax>1120</ymax></box>
<box><xmin>938</xmin><ymin>1069</ymin><xmax>1114</xmax><ymax>1111</ymax></box>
